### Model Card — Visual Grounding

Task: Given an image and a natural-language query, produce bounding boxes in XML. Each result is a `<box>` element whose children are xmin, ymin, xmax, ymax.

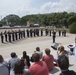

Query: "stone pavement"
<box><xmin>0</xmin><ymin>32</ymin><xmax>76</xmax><ymax>75</ymax></box>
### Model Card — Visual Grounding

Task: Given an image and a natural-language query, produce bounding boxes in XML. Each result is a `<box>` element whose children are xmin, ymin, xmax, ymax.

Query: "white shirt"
<box><xmin>74</xmin><ymin>45</ymin><xmax>76</xmax><ymax>61</ymax></box>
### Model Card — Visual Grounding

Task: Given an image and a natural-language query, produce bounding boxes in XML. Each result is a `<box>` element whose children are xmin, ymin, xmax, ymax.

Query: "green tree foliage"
<box><xmin>70</xmin><ymin>22</ymin><xmax>76</xmax><ymax>34</ymax></box>
<box><xmin>2</xmin><ymin>12</ymin><xmax>76</xmax><ymax>27</ymax></box>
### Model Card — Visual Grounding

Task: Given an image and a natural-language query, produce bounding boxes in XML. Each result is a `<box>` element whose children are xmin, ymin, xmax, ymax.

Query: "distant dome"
<box><xmin>2</xmin><ymin>14</ymin><xmax>20</xmax><ymax>22</ymax></box>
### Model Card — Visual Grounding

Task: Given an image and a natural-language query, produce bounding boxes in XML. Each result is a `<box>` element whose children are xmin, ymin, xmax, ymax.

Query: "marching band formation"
<box><xmin>0</xmin><ymin>28</ymin><xmax>66</xmax><ymax>43</ymax></box>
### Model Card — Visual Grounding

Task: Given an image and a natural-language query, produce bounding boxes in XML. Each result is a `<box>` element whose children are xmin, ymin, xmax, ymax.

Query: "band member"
<box><xmin>12</xmin><ymin>30</ymin><xmax>15</xmax><ymax>41</ymax></box>
<box><xmin>36</xmin><ymin>29</ymin><xmax>39</xmax><ymax>37</ymax></box>
<box><xmin>0</xmin><ymin>32</ymin><xmax>4</xmax><ymax>43</ymax></box>
<box><xmin>52</xmin><ymin>30</ymin><xmax>56</xmax><ymax>43</ymax></box>
<box><xmin>30</xmin><ymin>29</ymin><xmax>33</xmax><ymax>37</ymax></box>
<box><xmin>41</xmin><ymin>29</ymin><xmax>43</xmax><ymax>36</ymax></box>
<box><xmin>8</xmin><ymin>31</ymin><xmax>11</xmax><ymax>42</ymax></box>
<box><xmin>49</xmin><ymin>29</ymin><xmax>51</xmax><ymax>36</ymax></box>
<box><xmin>45</xmin><ymin>29</ymin><xmax>48</xmax><ymax>36</ymax></box>
<box><xmin>64</xmin><ymin>30</ymin><xmax>66</xmax><ymax>37</ymax></box>
<box><xmin>19</xmin><ymin>29</ymin><xmax>21</xmax><ymax>39</ymax></box>
<box><xmin>26</xmin><ymin>29</ymin><xmax>29</xmax><ymax>37</ymax></box>
<box><xmin>4</xmin><ymin>30</ymin><xmax>8</xmax><ymax>42</ymax></box>
<box><xmin>59</xmin><ymin>29</ymin><xmax>61</xmax><ymax>36</ymax></box>
<box><xmin>15</xmin><ymin>30</ymin><xmax>18</xmax><ymax>40</ymax></box>
<box><xmin>23</xmin><ymin>29</ymin><xmax>25</xmax><ymax>38</ymax></box>
<box><xmin>33</xmin><ymin>29</ymin><xmax>36</xmax><ymax>37</ymax></box>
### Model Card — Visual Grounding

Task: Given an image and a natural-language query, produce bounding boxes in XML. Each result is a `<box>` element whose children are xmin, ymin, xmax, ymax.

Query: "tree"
<box><xmin>70</xmin><ymin>22</ymin><xmax>76</xmax><ymax>34</ymax></box>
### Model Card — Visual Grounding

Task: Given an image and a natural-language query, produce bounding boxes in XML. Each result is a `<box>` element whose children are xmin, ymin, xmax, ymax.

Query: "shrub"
<box><xmin>70</xmin><ymin>22</ymin><xmax>76</xmax><ymax>34</ymax></box>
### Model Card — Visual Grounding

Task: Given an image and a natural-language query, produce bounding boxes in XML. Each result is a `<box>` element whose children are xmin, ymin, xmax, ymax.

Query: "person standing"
<box><xmin>15</xmin><ymin>31</ymin><xmax>18</xmax><ymax>41</ymax></box>
<box><xmin>0</xmin><ymin>32</ymin><xmax>4</xmax><ymax>43</ymax></box>
<box><xmin>41</xmin><ymin>29</ymin><xmax>43</xmax><ymax>36</ymax></box>
<box><xmin>64</xmin><ymin>29</ymin><xmax>66</xmax><ymax>37</ymax></box>
<box><xmin>4</xmin><ymin>30</ymin><xmax>8</xmax><ymax>42</ymax></box>
<box><xmin>18</xmin><ymin>29</ymin><xmax>21</xmax><ymax>39</ymax></box>
<box><xmin>26</xmin><ymin>29</ymin><xmax>29</xmax><ymax>37</ymax></box>
<box><xmin>30</xmin><ymin>29</ymin><xmax>33</xmax><ymax>37</ymax></box>
<box><xmin>21</xmin><ymin>51</ymin><xmax>31</xmax><ymax>68</ymax></box>
<box><xmin>8</xmin><ymin>52</ymin><xmax>20</xmax><ymax>71</ymax></box>
<box><xmin>23</xmin><ymin>29</ymin><xmax>25</xmax><ymax>38</ymax></box>
<box><xmin>52</xmin><ymin>30</ymin><xmax>56</xmax><ymax>43</ymax></box>
<box><xmin>33</xmin><ymin>29</ymin><xmax>36</xmax><ymax>37</ymax></box>
<box><xmin>59</xmin><ymin>29</ymin><xmax>61</xmax><ymax>36</ymax></box>
<box><xmin>11</xmin><ymin>30</ymin><xmax>15</xmax><ymax>42</ymax></box>
<box><xmin>8</xmin><ymin>31</ymin><xmax>11</xmax><ymax>42</ymax></box>
<box><xmin>49</xmin><ymin>29</ymin><xmax>51</xmax><ymax>36</ymax></box>
<box><xmin>45</xmin><ymin>29</ymin><xmax>48</xmax><ymax>36</ymax></box>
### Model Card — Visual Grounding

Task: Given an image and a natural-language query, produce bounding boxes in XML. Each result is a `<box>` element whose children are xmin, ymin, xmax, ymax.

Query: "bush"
<box><xmin>70</xmin><ymin>22</ymin><xmax>76</xmax><ymax>34</ymax></box>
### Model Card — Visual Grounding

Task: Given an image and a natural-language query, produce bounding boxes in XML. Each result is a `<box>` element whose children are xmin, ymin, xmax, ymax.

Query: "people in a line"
<box><xmin>0</xmin><ymin>55</ymin><xmax>9</xmax><ymax>75</ymax></box>
<box><xmin>29</xmin><ymin>53</ymin><xmax>49</xmax><ymax>75</ymax></box>
<box><xmin>58</xmin><ymin>55</ymin><xmax>76</xmax><ymax>75</ymax></box>
<box><xmin>42</xmin><ymin>48</ymin><xmax>54</xmax><ymax>71</ymax></box>
<box><xmin>21</xmin><ymin>51</ymin><xmax>31</xmax><ymax>68</ymax></box>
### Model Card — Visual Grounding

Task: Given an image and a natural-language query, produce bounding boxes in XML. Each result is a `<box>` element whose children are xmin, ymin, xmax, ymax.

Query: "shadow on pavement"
<box><xmin>49</xmin><ymin>67</ymin><xmax>60</xmax><ymax>74</ymax></box>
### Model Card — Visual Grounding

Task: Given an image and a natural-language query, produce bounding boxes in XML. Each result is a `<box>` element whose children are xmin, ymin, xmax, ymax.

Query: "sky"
<box><xmin>0</xmin><ymin>0</ymin><xmax>76</xmax><ymax>19</ymax></box>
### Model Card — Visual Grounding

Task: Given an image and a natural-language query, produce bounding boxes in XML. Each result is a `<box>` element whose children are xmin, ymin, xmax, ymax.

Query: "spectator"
<box><xmin>21</xmin><ymin>51</ymin><xmax>31</xmax><ymax>68</ymax></box>
<box><xmin>0</xmin><ymin>55</ymin><xmax>9</xmax><ymax>75</ymax></box>
<box><xmin>54</xmin><ymin>46</ymin><xmax>68</xmax><ymax>63</ymax></box>
<box><xmin>67</xmin><ymin>45</ymin><xmax>74</xmax><ymax>55</ymax></box>
<box><xmin>34</xmin><ymin>47</ymin><xmax>43</xmax><ymax>59</ymax></box>
<box><xmin>29</xmin><ymin>53</ymin><xmax>49</xmax><ymax>75</ymax></box>
<box><xmin>58</xmin><ymin>55</ymin><xmax>76</xmax><ymax>75</ymax></box>
<box><xmin>57</xmin><ymin>46</ymin><xmax>68</xmax><ymax>58</ymax></box>
<box><xmin>30</xmin><ymin>47</ymin><xmax>43</xmax><ymax>62</ymax></box>
<box><xmin>74</xmin><ymin>37</ymin><xmax>76</xmax><ymax>61</ymax></box>
<box><xmin>10</xmin><ymin>59</ymin><xmax>31</xmax><ymax>75</ymax></box>
<box><xmin>42</xmin><ymin>48</ymin><xmax>54</xmax><ymax>71</ymax></box>
<box><xmin>8</xmin><ymin>52</ymin><xmax>20</xmax><ymax>71</ymax></box>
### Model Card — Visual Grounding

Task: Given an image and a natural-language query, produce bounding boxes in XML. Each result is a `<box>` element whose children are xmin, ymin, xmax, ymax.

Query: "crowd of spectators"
<box><xmin>0</xmin><ymin>43</ymin><xmax>76</xmax><ymax>75</ymax></box>
<box><xmin>0</xmin><ymin>36</ymin><xmax>76</xmax><ymax>75</ymax></box>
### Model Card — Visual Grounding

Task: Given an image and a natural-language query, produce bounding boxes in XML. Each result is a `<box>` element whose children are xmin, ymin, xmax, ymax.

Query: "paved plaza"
<box><xmin>0</xmin><ymin>29</ymin><xmax>76</xmax><ymax>75</ymax></box>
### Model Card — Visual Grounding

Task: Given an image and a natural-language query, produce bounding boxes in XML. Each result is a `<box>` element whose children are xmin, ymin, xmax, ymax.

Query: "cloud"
<box><xmin>40</xmin><ymin>0</ymin><xmax>76</xmax><ymax>13</ymax></box>
<box><xmin>0</xmin><ymin>0</ymin><xmax>32</xmax><ymax>18</ymax></box>
<box><xmin>16</xmin><ymin>0</ymin><xmax>76</xmax><ymax>17</ymax></box>
<box><xmin>0</xmin><ymin>0</ymin><xmax>76</xmax><ymax>18</ymax></box>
